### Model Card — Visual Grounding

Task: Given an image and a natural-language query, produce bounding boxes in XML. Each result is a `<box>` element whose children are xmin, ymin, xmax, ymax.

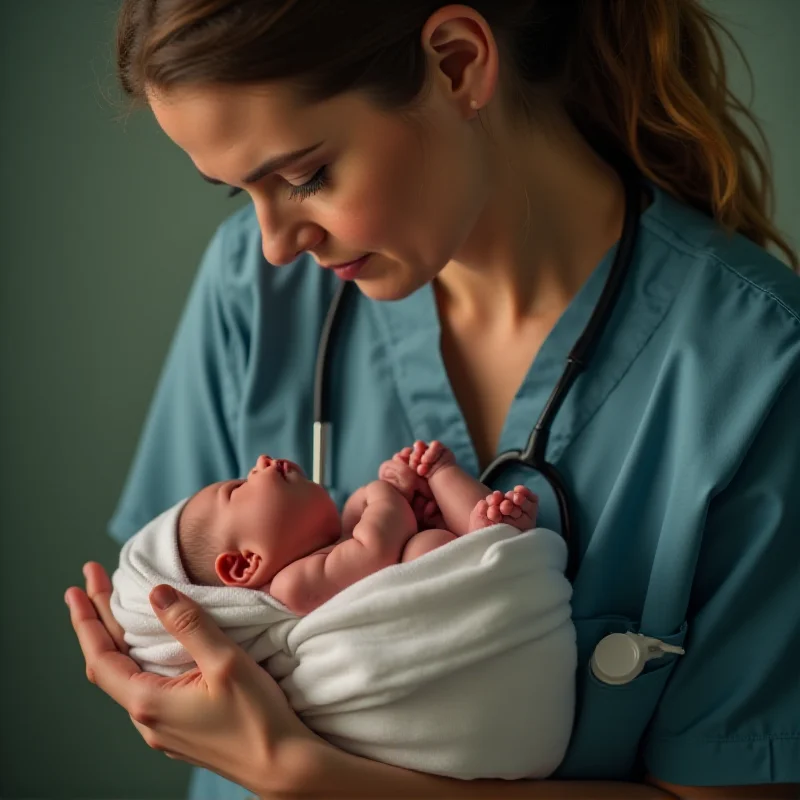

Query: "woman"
<box><xmin>66</xmin><ymin>1</ymin><xmax>799</xmax><ymax>798</ymax></box>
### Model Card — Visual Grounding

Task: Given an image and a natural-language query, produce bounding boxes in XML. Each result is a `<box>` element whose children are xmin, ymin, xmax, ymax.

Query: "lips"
<box><xmin>275</xmin><ymin>459</ymin><xmax>295</xmax><ymax>478</ymax></box>
<box><xmin>331</xmin><ymin>254</ymin><xmax>369</xmax><ymax>280</ymax></box>
<box><xmin>333</xmin><ymin>259</ymin><xmax>361</xmax><ymax>269</ymax></box>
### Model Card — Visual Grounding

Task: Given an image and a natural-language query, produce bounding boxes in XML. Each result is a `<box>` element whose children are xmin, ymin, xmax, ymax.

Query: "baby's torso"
<box><xmin>266</xmin><ymin>526</ymin><xmax>450</xmax><ymax>615</ymax></box>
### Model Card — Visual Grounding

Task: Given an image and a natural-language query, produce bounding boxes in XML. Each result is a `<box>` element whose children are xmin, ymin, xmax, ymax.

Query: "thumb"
<box><xmin>149</xmin><ymin>584</ymin><xmax>243</xmax><ymax>675</ymax></box>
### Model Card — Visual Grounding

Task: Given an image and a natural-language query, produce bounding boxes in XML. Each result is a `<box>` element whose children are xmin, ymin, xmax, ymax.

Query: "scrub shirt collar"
<box><xmin>372</xmin><ymin>183</ymin><xmax>686</xmax><ymax>476</ymax></box>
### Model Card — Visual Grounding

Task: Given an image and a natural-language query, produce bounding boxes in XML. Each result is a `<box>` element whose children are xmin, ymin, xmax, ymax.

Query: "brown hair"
<box><xmin>177</xmin><ymin>507</ymin><xmax>224</xmax><ymax>587</ymax></box>
<box><xmin>116</xmin><ymin>0</ymin><xmax>797</xmax><ymax>269</ymax></box>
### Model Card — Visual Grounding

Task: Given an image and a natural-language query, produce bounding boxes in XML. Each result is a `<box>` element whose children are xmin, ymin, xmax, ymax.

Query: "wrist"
<box><xmin>251</xmin><ymin>735</ymin><xmax>320</xmax><ymax>799</ymax></box>
<box><xmin>260</xmin><ymin>735</ymin><xmax>345</xmax><ymax>798</ymax></box>
<box><xmin>426</xmin><ymin>461</ymin><xmax>456</xmax><ymax>487</ymax></box>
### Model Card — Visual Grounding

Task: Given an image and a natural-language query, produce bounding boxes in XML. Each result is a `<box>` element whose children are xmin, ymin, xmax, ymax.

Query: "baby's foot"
<box><xmin>469</xmin><ymin>486</ymin><xmax>538</xmax><ymax>532</ymax></box>
<box><xmin>408</xmin><ymin>440</ymin><xmax>456</xmax><ymax>479</ymax></box>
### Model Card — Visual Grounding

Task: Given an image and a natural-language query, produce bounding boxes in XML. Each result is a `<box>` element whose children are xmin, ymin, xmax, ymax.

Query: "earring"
<box><xmin>469</xmin><ymin>99</ymin><xmax>479</xmax><ymax>110</ymax></box>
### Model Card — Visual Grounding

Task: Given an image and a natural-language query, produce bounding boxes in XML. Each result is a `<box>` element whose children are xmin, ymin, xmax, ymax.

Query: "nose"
<box><xmin>250</xmin><ymin>454</ymin><xmax>272</xmax><ymax>476</ymax></box>
<box><xmin>254</xmin><ymin>197</ymin><xmax>325</xmax><ymax>266</ymax></box>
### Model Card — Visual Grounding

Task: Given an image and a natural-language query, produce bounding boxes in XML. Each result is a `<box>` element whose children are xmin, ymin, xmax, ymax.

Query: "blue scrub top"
<box><xmin>109</xmin><ymin>184</ymin><xmax>800</xmax><ymax>796</ymax></box>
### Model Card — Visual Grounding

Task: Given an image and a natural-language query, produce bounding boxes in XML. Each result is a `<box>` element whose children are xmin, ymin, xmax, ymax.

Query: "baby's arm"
<box><xmin>408</xmin><ymin>441</ymin><xmax>490</xmax><ymax>536</ymax></box>
<box><xmin>270</xmin><ymin>480</ymin><xmax>417</xmax><ymax>615</ymax></box>
<box><xmin>402</xmin><ymin>441</ymin><xmax>538</xmax><ymax>536</ymax></box>
<box><xmin>340</xmin><ymin>485</ymin><xmax>369</xmax><ymax>539</ymax></box>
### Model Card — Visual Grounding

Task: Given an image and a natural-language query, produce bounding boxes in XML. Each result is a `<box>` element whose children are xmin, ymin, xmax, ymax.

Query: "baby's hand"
<box><xmin>407</xmin><ymin>440</ymin><xmax>455</xmax><ymax>479</ymax></box>
<box><xmin>378</xmin><ymin>454</ymin><xmax>432</xmax><ymax>503</ymax></box>
<box><xmin>379</xmin><ymin>450</ymin><xmax>443</xmax><ymax>530</ymax></box>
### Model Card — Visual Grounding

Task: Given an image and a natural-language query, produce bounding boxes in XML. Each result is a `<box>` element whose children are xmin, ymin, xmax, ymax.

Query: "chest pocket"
<box><xmin>554</xmin><ymin>616</ymin><xmax>688</xmax><ymax>779</ymax></box>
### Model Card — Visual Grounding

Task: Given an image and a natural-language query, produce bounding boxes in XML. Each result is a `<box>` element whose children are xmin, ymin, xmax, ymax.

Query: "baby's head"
<box><xmin>177</xmin><ymin>455</ymin><xmax>341</xmax><ymax>589</ymax></box>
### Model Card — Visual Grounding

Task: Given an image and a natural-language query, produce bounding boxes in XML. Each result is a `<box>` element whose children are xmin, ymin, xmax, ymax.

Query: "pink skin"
<box><xmin>183</xmin><ymin>447</ymin><xmax>535</xmax><ymax>616</ymax></box>
<box><xmin>180</xmin><ymin>454</ymin><xmax>343</xmax><ymax>591</ymax></box>
<box><xmin>379</xmin><ymin>440</ymin><xmax>538</xmax><ymax>540</ymax></box>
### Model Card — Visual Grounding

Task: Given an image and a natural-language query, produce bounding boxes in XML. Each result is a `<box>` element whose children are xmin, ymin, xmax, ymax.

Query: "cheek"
<box><xmin>319</xmin><ymin>112</ymin><xmax>484</xmax><ymax>273</ymax></box>
<box><xmin>326</xmin><ymin>151</ymin><xmax>474</xmax><ymax>266</ymax></box>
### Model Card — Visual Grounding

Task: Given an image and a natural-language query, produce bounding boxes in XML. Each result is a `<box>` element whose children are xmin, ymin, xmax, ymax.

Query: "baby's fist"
<box><xmin>408</xmin><ymin>440</ymin><xmax>455</xmax><ymax>479</ymax></box>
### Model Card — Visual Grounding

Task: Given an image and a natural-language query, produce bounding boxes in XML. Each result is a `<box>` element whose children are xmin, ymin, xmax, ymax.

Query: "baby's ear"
<box><xmin>215</xmin><ymin>551</ymin><xmax>262</xmax><ymax>587</ymax></box>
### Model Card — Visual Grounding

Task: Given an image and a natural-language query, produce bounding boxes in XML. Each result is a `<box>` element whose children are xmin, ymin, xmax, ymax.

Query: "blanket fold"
<box><xmin>111</xmin><ymin>500</ymin><xmax>576</xmax><ymax>779</ymax></box>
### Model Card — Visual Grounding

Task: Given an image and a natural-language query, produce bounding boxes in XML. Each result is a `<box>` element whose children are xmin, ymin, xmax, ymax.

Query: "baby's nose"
<box><xmin>251</xmin><ymin>454</ymin><xmax>272</xmax><ymax>474</ymax></box>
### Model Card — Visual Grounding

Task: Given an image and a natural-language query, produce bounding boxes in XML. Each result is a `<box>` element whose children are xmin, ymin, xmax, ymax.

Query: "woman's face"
<box><xmin>148</xmin><ymin>78</ymin><xmax>488</xmax><ymax>300</ymax></box>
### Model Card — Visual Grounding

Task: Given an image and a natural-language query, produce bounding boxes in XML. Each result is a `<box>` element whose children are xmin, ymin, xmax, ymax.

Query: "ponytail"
<box><xmin>559</xmin><ymin>0</ymin><xmax>796</xmax><ymax>268</ymax></box>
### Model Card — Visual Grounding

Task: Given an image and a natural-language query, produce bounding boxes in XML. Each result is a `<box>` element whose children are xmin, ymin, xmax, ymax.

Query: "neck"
<box><xmin>435</xmin><ymin>108</ymin><xmax>626</xmax><ymax>327</ymax></box>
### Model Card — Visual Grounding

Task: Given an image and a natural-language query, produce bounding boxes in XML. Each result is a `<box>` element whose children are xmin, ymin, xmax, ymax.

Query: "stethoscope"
<box><xmin>310</xmin><ymin>154</ymin><xmax>685</xmax><ymax>681</ymax></box>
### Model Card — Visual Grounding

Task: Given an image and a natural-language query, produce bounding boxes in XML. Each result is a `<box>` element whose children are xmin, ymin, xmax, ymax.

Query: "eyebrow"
<box><xmin>198</xmin><ymin>141</ymin><xmax>325</xmax><ymax>187</ymax></box>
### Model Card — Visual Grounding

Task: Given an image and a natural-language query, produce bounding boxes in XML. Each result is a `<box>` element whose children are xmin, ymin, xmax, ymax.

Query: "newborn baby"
<box><xmin>112</xmin><ymin>441</ymin><xmax>574</xmax><ymax>779</ymax></box>
<box><xmin>178</xmin><ymin>440</ymin><xmax>538</xmax><ymax>615</ymax></box>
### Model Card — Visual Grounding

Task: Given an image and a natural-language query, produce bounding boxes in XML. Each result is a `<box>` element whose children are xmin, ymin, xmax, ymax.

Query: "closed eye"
<box><xmin>287</xmin><ymin>165</ymin><xmax>329</xmax><ymax>202</ymax></box>
<box><xmin>226</xmin><ymin>165</ymin><xmax>329</xmax><ymax>201</ymax></box>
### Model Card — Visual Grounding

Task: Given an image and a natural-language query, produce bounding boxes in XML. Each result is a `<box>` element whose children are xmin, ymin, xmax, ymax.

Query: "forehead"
<box><xmin>147</xmin><ymin>82</ymin><xmax>365</xmax><ymax>179</ymax></box>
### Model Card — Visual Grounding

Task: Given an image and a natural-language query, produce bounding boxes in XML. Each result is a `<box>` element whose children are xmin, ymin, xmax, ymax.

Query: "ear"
<box><xmin>420</xmin><ymin>6</ymin><xmax>499</xmax><ymax>117</ymax></box>
<box><xmin>214</xmin><ymin>550</ymin><xmax>265</xmax><ymax>588</ymax></box>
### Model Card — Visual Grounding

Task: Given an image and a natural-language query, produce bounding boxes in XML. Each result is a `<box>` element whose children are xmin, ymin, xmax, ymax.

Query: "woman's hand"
<box><xmin>65</xmin><ymin>562</ymin><xmax>319</xmax><ymax>798</ymax></box>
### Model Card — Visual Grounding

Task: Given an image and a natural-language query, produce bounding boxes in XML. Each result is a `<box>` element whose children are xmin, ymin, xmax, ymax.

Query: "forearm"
<box><xmin>272</xmin><ymin>738</ymin><xmax>677</xmax><ymax>800</ymax></box>
<box><xmin>427</xmin><ymin>465</ymin><xmax>488</xmax><ymax>535</ymax></box>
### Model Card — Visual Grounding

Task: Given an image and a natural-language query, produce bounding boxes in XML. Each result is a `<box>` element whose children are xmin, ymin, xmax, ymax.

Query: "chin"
<box><xmin>327</xmin><ymin>529</ymin><xmax>345</xmax><ymax>546</ymax></box>
<box><xmin>356</xmin><ymin>281</ymin><xmax>413</xmax><ymax>302</ymax></box>
<box><xmin>356</xmin><ymin>268</ymin><xmax>436</xmax><ymax>302</ymax></box>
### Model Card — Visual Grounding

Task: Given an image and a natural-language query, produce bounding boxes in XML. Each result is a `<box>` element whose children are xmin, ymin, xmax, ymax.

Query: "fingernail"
<box><xmin>151</xmin><ymin>585</ymin><xmax>177</xmax><ymax>610</ymax></box>
<box><xmin>64</xmin><ymin>590</ymin><xmax>71</xmax><ymax>606</ymax></box>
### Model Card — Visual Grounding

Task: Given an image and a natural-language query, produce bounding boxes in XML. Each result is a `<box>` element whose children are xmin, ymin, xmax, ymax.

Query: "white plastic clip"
<box><xmin>591</xmin><ymin>632</ymin><xmax>685</xmax><ymax>685</ymax></box>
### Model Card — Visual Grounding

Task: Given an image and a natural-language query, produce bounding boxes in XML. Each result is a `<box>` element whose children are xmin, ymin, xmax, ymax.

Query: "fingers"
<box><xmin>65</xmin><ymin>586</ymin><xmax>143</xmax><ymax>705</ymax></box>
<box><xmin>419</xmin><ymin>440</ymin><xmax>442</xmax><ymax>464</ymax></box>
<box><xmin>84</xmin><ymin>562</ymin><xmax>129</xmax><ymax>655</ymax></box>
<box><xmin>148</xmin><ymin>586</ymin><xmax>248</xmax><ymax>679</ymax></box>
<box><xmin>393</xmin><ymin>447</ymin><xmax>413</xmax><ymax>464</ymax></box>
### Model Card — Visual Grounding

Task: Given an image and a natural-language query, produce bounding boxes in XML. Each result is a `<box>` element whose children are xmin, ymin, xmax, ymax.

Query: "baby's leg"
<box><xmin>407</xmin><ymin>441</ymin><xmax>492</xmax><ymax>536</ymax></box>
<box><xmin>469</xmin><ymin>486</ymin><xmax>538</xmax><ymax>532</ymax></box>
<box><xmin>400</xmin><ymin>528</ymin><xmax>458</xmax><ymax>563</ymax></box>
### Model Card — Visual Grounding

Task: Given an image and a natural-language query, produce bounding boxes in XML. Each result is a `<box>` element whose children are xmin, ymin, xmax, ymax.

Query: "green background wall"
<box><xmin>1</xmin><ymin>2</ymin><xmax>797</xmax><ymax>797</ymax></box>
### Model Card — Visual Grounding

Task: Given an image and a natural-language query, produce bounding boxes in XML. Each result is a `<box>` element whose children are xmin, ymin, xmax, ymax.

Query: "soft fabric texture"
<box><xmin>111</xmin><ymin>501</ymin><xmax>577</xmax><ymax>780</ymax></box>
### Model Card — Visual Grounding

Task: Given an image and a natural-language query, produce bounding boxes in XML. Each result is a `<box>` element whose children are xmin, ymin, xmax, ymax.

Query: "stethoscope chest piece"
<box><xmin>590</xmin><ymin>632</ymin><xmax>686</xmax><ymax>685</ymax></box>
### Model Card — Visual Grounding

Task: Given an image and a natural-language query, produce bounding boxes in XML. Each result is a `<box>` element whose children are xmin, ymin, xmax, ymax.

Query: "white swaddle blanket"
<box><xmin>111</xmin><ymin>499</ymin><xmax>577</xmax><ymax>780</ymax></box>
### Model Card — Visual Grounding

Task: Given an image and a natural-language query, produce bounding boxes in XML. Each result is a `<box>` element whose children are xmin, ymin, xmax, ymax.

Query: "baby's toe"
<box><xmin>487</xmin><ymin>504</ymin><xmax>504</xmax><ymax>522</ymax></box>
<box><xmin>486</xmin><ymin>490</ymin><xmax>504</xmax><ymax>506</ymax></box>
<box><xmin>499</xmin><ymin>498</ymin><xmax>516</xmax><ymax>515</ymax></box>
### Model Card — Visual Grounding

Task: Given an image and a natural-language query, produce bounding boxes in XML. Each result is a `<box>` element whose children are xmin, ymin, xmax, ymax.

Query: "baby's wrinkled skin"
<box><xmin>179</xmin><ymin>442</ymin><xmax>537</xmax><ymax>615</ymax></box>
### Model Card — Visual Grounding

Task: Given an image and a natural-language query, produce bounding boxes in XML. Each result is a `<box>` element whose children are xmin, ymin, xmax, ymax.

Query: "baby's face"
<box><xmin>182</xmin><ymin>455</ymin><xmax>341</xmax><ymax>587</ymax></box>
